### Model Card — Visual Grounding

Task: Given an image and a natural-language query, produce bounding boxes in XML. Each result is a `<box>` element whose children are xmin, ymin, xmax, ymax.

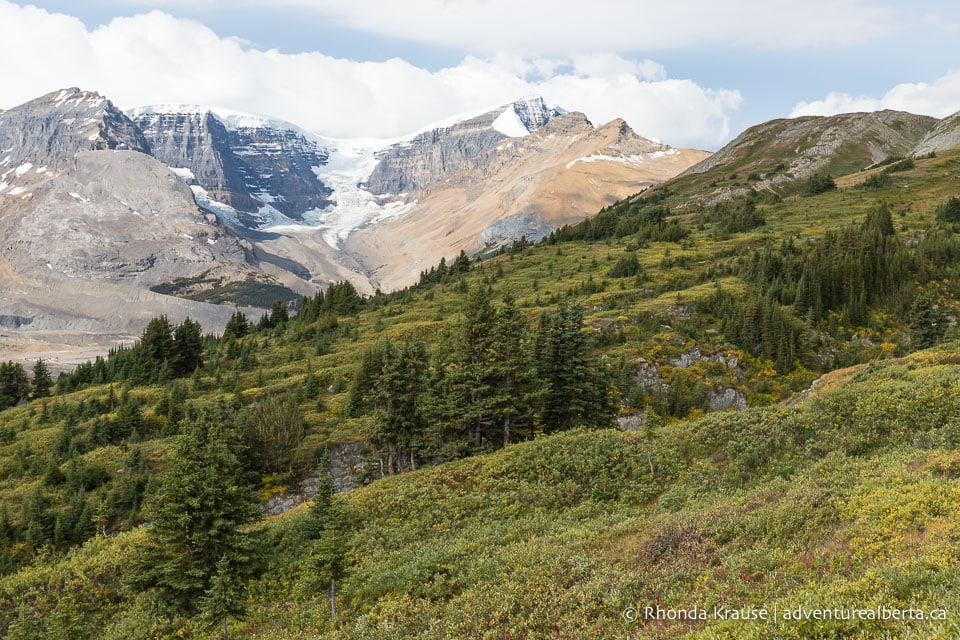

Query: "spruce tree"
<box><xmin>200</xmin><ymin>555</ymin><xmax>246</xmax><ymax>640</ymax></box>
<box><xmin>448</xmin><ymin>286</ymin><xmax>498</xmax><ymax>448</ymax></box>
<box><xmin>910</xmin><ymin>290</ymin><xmax>948</xmax><ymax>349</ymax></box>
<box><xmin>140</xmin><ymin>315</ymin><xmax>175</xmax><ymax>372</ymax></box>
<box><xmin>363</xmin><ymin>339</ymin><xmax>429</xmax><ymax>473</ymax></box>
<box><xmin>488</xmin><ymin>295</ymin><xmax>541</xmax><ymax>445</ymax></box>
<box><xmin>537</xmin><ymin>303</ymin><xmax>613</xmax><ymax>431</ymax></box>
<box><xmin>130</xmin><ymin>406</ymin><xmax>260</xmax><ymax>615</ymax></box>
<box><xmin>31</xmin><ymin>359</ymin><xmax>53</xmax><ymax>399</ymax></box>
<box><xmin>223</xmin><ymin>311</ymin><xmax>249</xmax><ymax>340</ymax></box>
<box><xmin>173</xmin><ymin>317</ymin><xmax>204</xmax><ymax>376</ymax></box>
<box><xmin>300</xmin><ymin>452</ymin><xmax>348</xmax><ymax>621</ymax></box>
<box><xmin>0</xmin><ymin>361</ymin><xmax>30</xmax><ymax>410</ymax></box>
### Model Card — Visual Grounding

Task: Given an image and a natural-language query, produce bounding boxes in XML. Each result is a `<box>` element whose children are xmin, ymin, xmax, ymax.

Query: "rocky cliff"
<box><xmin>0</xmin><ymin>91</ymin><xmax>272</xmax><ymax>364</ymax></box>
<box><xmin>131</xmin><ymin>108</ymin><xmax>333</xmax><ymax>226</ymax></box>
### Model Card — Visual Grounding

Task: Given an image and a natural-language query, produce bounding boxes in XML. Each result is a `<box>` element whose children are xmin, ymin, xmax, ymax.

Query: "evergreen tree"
<box><xmin>537</xmin><ymin>303</ymin><xmax>613</xmax><ymax>431</ymax></box>
<box><xmin>487</xmin><ymin>295</ymin><xmax>541</xmax><ymax>445</ymax></box>
<box><xmin>173</xmin><ymin>318</ymin><xmax>204</xmax><ymax>376</ymax></box>
<box><xmin>269</xmin><ymin>300</ymin><xmax>289</xmax><ymax>326</ymax></box>
<box><xmin>130</xmin><ymin>407</ymin><xmax>260</xmax><ymax>615</ymax></box>
<box><xmin>344</xmin><ymin>343</ymin><xmax>388</xmax><ymax>417</ymax></box>
<box><xmin>300</xmin><ymin>452</ymin><xmax>348</xmax><ymax>621</ymax></box>
<box><xmin>223</xmin><ymin>311</ymin><xmax>250</xmax><ymax>340</ymax></box>
<box><xmin>363</xmin><ymin>339</ymin><xmax>430</xmax><ymax>473</ymax></box>
<box><xmin>0</xmin><ymin>361</ymin><xmax>30</xmax><ymax>410</ymax></box>
<box><xmin>910</xmin><ymin>290</ymin><xmax>948</xmax><ymax>349</ymax></box>
<box><xmin>31</xmin><ymin>359</ymin><xmax>53</xmax><ymax>399</ymax></box>
<box><xmin>140</xmin><ymin>316</ymin><xmax>175</xmax><ymax>373</ymax></box>
<box><xmin>200</xmin><ymin>555</ymin><xmax>246</xmax><ymax>640</ymax></box>
<box><xmin>445</xmin><ymin>286</ymin><xmax>499</xmax><ymax>449</ymax></box>
<box><xmin>935</xmin><ymin>196</ymin><xmax>960</xmax><ymax>223</ymax></box>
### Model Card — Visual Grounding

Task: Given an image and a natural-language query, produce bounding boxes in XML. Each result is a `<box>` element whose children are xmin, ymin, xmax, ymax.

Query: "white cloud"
<box><xmin>49</xmin><ymin>0</ymin><xmax>909</xmax><ymax>54</ymax></box>
<box><xmin>0</xmin><ymin>2</ymin><xmax>740</xmax><ymax>148</ymax></box>
<box><xmin>235</xmin><ymin>0</ymin><xmax>901</xmax><ymax>53</ymax></box>
<box><xmin>791</xmin><ymin>70</ymin><xmax>960</xmax><ymax>118</ymax></box>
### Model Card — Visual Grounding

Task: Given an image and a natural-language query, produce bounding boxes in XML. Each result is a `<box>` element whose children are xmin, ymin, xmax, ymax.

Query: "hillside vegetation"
<box><xmin>4</xmin><ymin>346</ymin><xmax>960</xmax><ymax>638</ymax></box>
<box><xmin>1</xmin><ymin>132</ymin><xmax>960</xmax><ymax>637</ymax></box>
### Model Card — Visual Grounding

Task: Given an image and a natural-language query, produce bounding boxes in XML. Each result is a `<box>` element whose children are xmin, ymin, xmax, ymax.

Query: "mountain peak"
<box><xmin>0</xmin><ymin>88</ymin><xmax>149</xmax><ymax>180</ymax></box>
<box><xmin>42</xmin><ymin>87</ymin><xmax>108</xmax><ymax>110</ymax></box>
<box><xmin>511</xmin><ymin>96</ymin><xmax>567</xmax><ymax>131</ymax></box>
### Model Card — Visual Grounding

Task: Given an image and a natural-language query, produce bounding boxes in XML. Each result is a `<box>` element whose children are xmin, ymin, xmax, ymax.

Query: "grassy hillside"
<box><xmin>1</xmin><ymin>131</ymin><xmax>960</xmax><ymax>636</ymax></box>
<box><xmin>4</xmin><ymin>345</ymin><xmax>960</xmax><ymax>638</ymax></box>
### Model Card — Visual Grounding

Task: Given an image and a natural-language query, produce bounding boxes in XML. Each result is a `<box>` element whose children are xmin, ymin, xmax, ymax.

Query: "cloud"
<box><xmin>236</xmin><ymin>0</ymin><xmax>902</xmax><ymax>53</ymax></box>
<box><xmin>791</xmin><ymin>70</ymin><xmax>960</xmax><ymax>118</ymax></box>
<box><xmin>0</xmin><ymin>2</ymin><xmax>742</xmax><ymax>148</ymax></box>
<box><xmin>38</xmin><ymin>0</ymin><xmax>912</xmax><ymax>54</ymax></box>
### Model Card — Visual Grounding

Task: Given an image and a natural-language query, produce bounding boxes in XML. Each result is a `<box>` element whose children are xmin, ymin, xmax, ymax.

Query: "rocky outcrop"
<box><xmin>671</xmin><ymin>346</ymin><xmax>739</xmax><ymax>369</ymax></box>
<box><xmin>131</xmin><ymin>108</ymin><xmax>332</xmax><ymax>225</ymax></box>
<box><xmin>262</xmin><ymin>443</ymin><xmax>366</xmax><ymax>516</ymax></box>
<box><xmin>707</xmin><ymin>387</ymin><xmax>748</xmax><ymax>411</ymax></box>
<box><xmin>913</xmin><ymin>111</ymin><xmax>960</xmax><ymax>156</ymax></box>
<box><xmin>480</xmin><ymin>213</ymin><xmax>555</xmax><ymax>245</ymax></box>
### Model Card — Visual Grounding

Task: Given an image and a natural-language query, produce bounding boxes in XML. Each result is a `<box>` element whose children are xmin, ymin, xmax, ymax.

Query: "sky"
<box><xmin>1</xmin><ymin>1</ymin><xmax>959</xmax><ymax>150</ymax></box>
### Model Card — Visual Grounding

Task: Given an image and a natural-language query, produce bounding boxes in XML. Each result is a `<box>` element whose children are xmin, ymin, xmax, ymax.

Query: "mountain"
<box><xmin>362</xmin><ymin>97</ymin><xmax>567</xmax><ymax>195</ymax></box>
<box><xmin>0</xmin><ymin>89</ymin><xmax>273</xmax><ymax>366</ymax></box>
<box><xmin>674</xmin><ymin>109</ymin><xmax>943</xmax><ymax>203</ymax></box>
<box><xmin>345</xmin><ymin>110</ymin><xmax>708</xmax><ymax>290</ymax></box>
<box><xmin>129</xmin><ymin>96</ymin><xmax>708</xmax><ymax>292</ymax></box>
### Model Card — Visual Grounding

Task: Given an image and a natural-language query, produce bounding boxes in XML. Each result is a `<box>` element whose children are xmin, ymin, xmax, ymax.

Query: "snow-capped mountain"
<box><xmin>0</xmin><ymin>89</ymin><xmax>271</xmax><ymax>363</ymax></box>
<box><xmin>362</xmin><ymin>97</ymin><xmax>566</xmax><ymax>196</ymax></box>
<box><xmin>125</xmin><ymin>98</ymin><xmax>569</xmax><ymax>243</ymax></box>
<box><xmin>0</xmin><ymin>87</ymin><xmax>712</xmax><ymax>363</ymax></box>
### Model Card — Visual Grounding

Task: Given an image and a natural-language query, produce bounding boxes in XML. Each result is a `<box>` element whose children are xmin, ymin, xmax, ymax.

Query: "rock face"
<box><xmin>130</xmin><ymin>108</ymin><xmax>333</xmax><ymax>226</ymax></box>
<box><xmin>0</xmin><ymin>88</ymin><xmax>149</xmax><ymax>177</ymax></box>
<box><xmin>707</xmin><ymin>387</ymin><xmax>748</xmax><ymax>411</ymax></box>
<box><xmin>913</xmin><ymin>110</ymin><xmax>960</xmax><ymax>156</ymax></box>
<box><xmin>1</xmin><ymin>150</ymin><xmax>250</xmax><ymax>286</ymax></box>
<box><xmin>363</xmin><ymin>97</ymin><xmax>565</xmax><ymax>195</ymax></box>
<box><xmin>479</xmin><ymin>213</ymin><xmax>556</xmax><ymax>246</ymax></box>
